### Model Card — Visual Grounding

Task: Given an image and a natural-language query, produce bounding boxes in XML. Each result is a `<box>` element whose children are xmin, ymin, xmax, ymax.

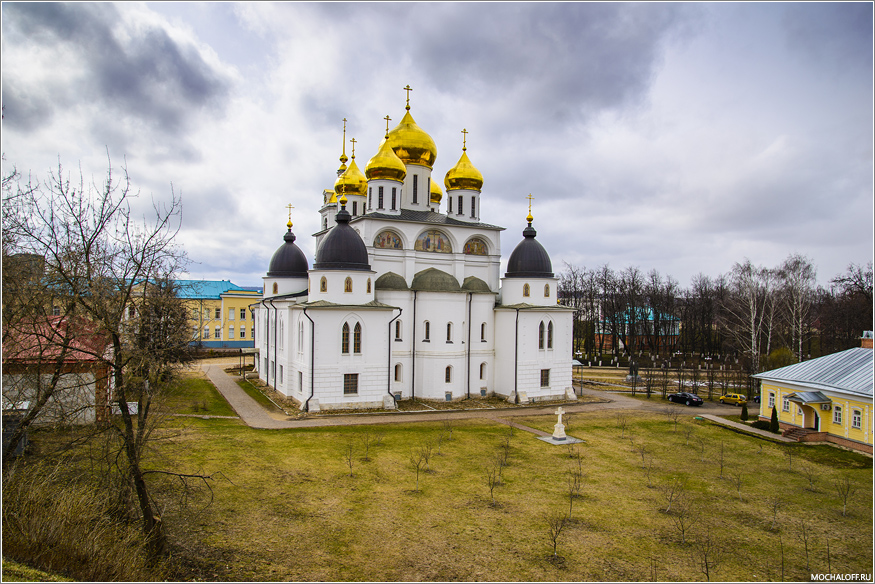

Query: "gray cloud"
<box><xmin>2</xmin><ymin>3</ymin><xmax>231</xmax><ymax>139</ymax></box>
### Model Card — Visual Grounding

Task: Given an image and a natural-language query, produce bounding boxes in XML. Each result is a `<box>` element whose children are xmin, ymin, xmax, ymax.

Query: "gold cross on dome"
<box><xmin>350</xmin><ymin>137</ymin><xmax>357</xmax><ymax>159</ymax></box>
<box><xmin>526</xmin><ymin>193</ymin><xmax>534</xmax><ymax>212</ymax></box>
<box><xmin>286</xmin><ymin>203</ymin><xmax>294</xmax><ymax>228</ymax></box>
<box><xmin>403</xmin><ymin>84</ymin><xmax>413</xmax><ymax>110</ymax></box>
<box><xmin>461</xmin><ymin>128</ymin><xmax>468</xmax><ymax>151</ymax></box>
<box><xmin>384</xmin><ymin>115</ymin><xmax>391</xmax><ymax>136</ymax></box>
<box><xmin>340</xmin><ymin>118</ymin><xmax>348</xmax><ymax>163</ymax></box>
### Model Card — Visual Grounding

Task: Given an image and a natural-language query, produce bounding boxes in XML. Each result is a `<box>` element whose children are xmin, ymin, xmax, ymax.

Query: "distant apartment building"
<box><xmin>177</xmin><ymin>280</ymin><xmax>263</xmax><ymax>348</ymax></box>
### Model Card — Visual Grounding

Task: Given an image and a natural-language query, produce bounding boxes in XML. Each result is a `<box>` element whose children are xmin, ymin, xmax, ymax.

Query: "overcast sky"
<box><xmin>2</xmin><ymin>2</ymin><xmax>872</xmax><ymax>289</ymax></box>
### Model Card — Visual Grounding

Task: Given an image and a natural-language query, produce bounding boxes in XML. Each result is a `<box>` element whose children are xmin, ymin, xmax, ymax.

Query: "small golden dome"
<box><xmin>382</xmin><ymin>111</ymin><xmax>437</xmax><ymax>169</ymax></box>
<box><xmin>334</xmin><ymin>158</ymin><xmax>368</xmax><ymax>198</ymax></box>
<box><xmin>365</xmin><ymin>138</ymin><xmax>407</xmax><ymax>182</ymax></box>
<box><xmin>444</xmin><ymin>150</ymin><xmax>483</xmax><ymax>191</ymax></box>
<box><xmin>430</xmin><ymin>177</ymin><xmax>443</xmax><ymax>204</ymax></box>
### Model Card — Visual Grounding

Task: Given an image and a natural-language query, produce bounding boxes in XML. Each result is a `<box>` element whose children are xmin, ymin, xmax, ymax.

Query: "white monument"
<box><xmin>552</xmin><ymin>406</ymin><xmax>567</xmax><ymax>440</ymax></box>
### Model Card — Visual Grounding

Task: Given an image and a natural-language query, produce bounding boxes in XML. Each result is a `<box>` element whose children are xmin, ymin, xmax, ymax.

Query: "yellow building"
<box><xmin>755</xmin><ymin>334</ymin><xmax>873</xmax><ymax>454</ymax></box>
<box><xmin>176</xmin><ymin>280</ymin><xmax>262</xmax><ymax>348</ymax></box>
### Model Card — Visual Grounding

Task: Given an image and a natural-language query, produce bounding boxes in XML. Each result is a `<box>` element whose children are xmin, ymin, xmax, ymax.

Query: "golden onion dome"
<box><xmin>444</xmin><ymin>150</ymin><xmax>483</xmax><ymax>191</ymax></box>
<box><xmin>333</xmin><ymin>158</ymin><xmax>368</xmax><ymax>198</ymax></box>
<box><xmin>430</xmin><ymin>177</ymin><xmax>443</xmax><ymax>204</ymax></box>
<box><xmin>365</xmin><ymin>138</ymin><xmax>407</xmax><ymax>182</ymax></box>
<box><xmin>382</xmin><ymin>111</ymin><xmax>437</xmax><ymax>169</ymax></box>
<box><xmin>326</xmin><ymin>190</ymin><xmax>337</xmax><ymax>204</ymax></box>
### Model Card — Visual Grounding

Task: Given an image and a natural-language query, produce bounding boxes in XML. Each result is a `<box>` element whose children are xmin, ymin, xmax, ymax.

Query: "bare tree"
<box><xmin>833</xmin><ymin>476</ymin><xmax>856</xmax><ymax>517</ymax></box>
<box><xmin>545</xmin><ymin>512</ymin><xmax>569</xmax><ymax>561</ymax></box>
<box><xmin>409</xmin><ymin>447</ymin><xmax>427</xmax><ymax>492</ymax></box>
<box><xmin>768</xmin><ymin>495</ymin><xmax>784</xmax><ymax>531</ymax></box>
<box><xmin>660</xmin><ymin>477</ymin><xmax>686</xmax><ymax>514</ymax></box>
<box><xmin>484</xmin><ymin>460</ymin><xmax>500</xmax><ymax>506</ymax></box>
<box><xmin>3</xmin><ymin>156</ymin><xmax>187</xmax><ymax>553</ymax></box>
<box><xmin>721</xmin><ymin>259</ymin><xmax>775</xmax><ymax>375</ymax></box>
<box><xmin>693</xmin><ymin>528</ymin><xmax>721</xmax><ymax>581</ymax></box>
<box><xmin>799</xmin><ymin>463</ymin><xmax>818</xmax><ymax>492</ymax></box>
<box><xmin>665</xmin><ymin>409</ymin><xmax>680</xmax><ymax>432</ymax></box>
<box><xmin>669</xmin><ymin>499</ymin><xmax>698</xmax><ymax>544</ymax></box>
<box><xmin>779</xmin><ymin>254</ymin><xmax>817</xmax><ymax>362</ymax></box>
<box><xmin>730</xmin><ymin>470</ymin><xmax>744</xmax><ymax>501</ymax></box>
<box><xmin>797</xmin><ymin>518</ymin><xmax>812</xmax><ymax>571</ymax></box>
<box><xmin>359</xmin><ymin>428</ymin><xmax>376</xmax><ymax>461</ymax></box>
<box><xmin>343</xmin><ymin>441</ymin><xmax>356</xmax><ymax>477</ymax></box>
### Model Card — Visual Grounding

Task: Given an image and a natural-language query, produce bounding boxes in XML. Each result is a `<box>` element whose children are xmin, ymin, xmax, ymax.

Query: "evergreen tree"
<box><xmin>740</xmin><ymin>401</ymin><xmax>749</xmax><ymax>421</ymax></box>
<box><xmin>770</xmin><ymin>406</ymin><xmax>780</xmax><ymax>433</ymax></box>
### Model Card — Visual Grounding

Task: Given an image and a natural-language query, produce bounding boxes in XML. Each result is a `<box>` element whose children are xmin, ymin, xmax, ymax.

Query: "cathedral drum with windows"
<box><xmin>253</xmin><ymin>92</ymin><xmax>573</xmax><ymax>411</ymax></box>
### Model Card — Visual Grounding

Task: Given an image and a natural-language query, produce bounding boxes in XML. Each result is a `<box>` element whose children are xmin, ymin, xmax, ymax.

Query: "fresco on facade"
<box><xmin>414</xmin><ymin>230</ymin><xmax>452</xmax><ymax>253</ymax></box>
<box><xmin>374</xmin><ymin>230</ymin><xmax>404</xmax><ymax>249</ymax></box>
<box><xmin>464</xmin><ymin>237</ymin><xmax>488</xmax><ymax>256</ymax></box>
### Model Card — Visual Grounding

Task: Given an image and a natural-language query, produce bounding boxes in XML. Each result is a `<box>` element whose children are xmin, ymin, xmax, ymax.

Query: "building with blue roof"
<box><xmin>177</xmin><ymin>280</ymin><xmax>262</xmax><ymax>349</ymax></box>
<box><xmin>754</xmin><ymin>332</ymin><xmax>873</xmax><ymax>453</ymax></box>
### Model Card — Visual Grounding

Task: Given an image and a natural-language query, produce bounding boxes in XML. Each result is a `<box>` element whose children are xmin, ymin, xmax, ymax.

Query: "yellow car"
<box><xmin>719</xmin><ymin>393</ymin><xmax>747</xmax><ymax>406</ymax></box>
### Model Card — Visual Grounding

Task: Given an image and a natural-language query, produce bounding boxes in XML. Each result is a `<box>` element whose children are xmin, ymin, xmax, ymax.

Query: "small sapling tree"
<box><xmin>833</xmin><ymin>476</ymin><xmax>856</xmax><ymax>517</ymax></box>
<box><xmin>343</xmin><ymin>440</ymin><xmax>356</xmax><ymax>477</ymax></box>
<box><xmin>768</xmin><ymin>495</ymin><xmax>783</xmax><ymax>531</ymax></box>
<box><xmin>545</xmin><ymin>512</ymin><xmax>569</xmax><ymax>562</ymax></box>
<box><xmin>409</xmin><ymin>447</ymin><xmax>427</xmax><ymax>492</ymax></box>
<box><xmin>660</xmin><ymin>477</ymin><xmax>686</xmax><ymax>514</ymax></box>
<box><xmin>670</xmin><ymin>500</ymin><xmax>698</xmax><ymax>544</ymax></box>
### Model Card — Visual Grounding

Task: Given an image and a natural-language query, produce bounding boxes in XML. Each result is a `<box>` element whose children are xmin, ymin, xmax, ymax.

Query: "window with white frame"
<box><xmin>229</xmin><ymin>308</ymin><xmax>235</xmax><ymax>320</ymax></box>
<box><xmin>229</xmin><ymin>326</ymin><xmax>235</xmax><ymax>339</ymax></box>
<box><xmin>783</xmin><ymin>396</ymin><xmax>790</xmax><ymax>412</ymax></box>
<box><xmin>768</xmin><ymin>392</ymin><xmax>775</xmax><ymax>409</ymax></box>
<box><xmin>215</xmin><ymin>308</ymin><xmax>221</xmax><ymax>319</ymax></box>
<box><xmin>215</xmin><ymin>327</ymin><xmax>221</xmax><ymax>339</ymax></box>
<box><xmin>240</xmin><ymin>308</ymin><xmax>246</xmax><ymax>320</ymax></box>
<box><xmin>240</xmin><ymin>327</ymin><xmax>245</xmax><ymax>339</ymax></box>
<box><xmin>833</xmin><ymin>405</ymin><xmax>842</xmax><ymax>425</ymax></box>
<box><xmin>852</xmin><ymin>409</ymin><xmax>862</xmax><ymax>429</ymax></box>
<box><xmin>203</xmin><ymin>327</ymin><xmax>210</xmax><ymax>339</ymax></box>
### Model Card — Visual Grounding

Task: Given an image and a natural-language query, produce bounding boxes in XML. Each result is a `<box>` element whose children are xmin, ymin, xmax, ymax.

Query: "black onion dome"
<box><xmin>504</xmin><ymin>221</ymin><xmax>553</xmax><ymax>278</ymax></box>
<box><xmin>313</xmin><ymin>207</ymin><xmax>371</xmax><ymax>271</ymax></box>
<box><xmin>267</xmin><ymin>227</ymin><xmax>309</xmax><ymax>277</ymax></box>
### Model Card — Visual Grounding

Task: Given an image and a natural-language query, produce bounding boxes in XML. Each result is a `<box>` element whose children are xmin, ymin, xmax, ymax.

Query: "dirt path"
<box><xmin>197</xmin><ymin>360</ymin><xmax>766</xmax><ymax>435</ymax></box>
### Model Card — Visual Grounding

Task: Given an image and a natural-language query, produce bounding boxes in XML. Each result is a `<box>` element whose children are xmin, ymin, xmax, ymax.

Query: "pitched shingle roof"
<box><xmin>753</xmin><ymin>347</ymin><xmax>873</xmax><ymax>398</ymax></box>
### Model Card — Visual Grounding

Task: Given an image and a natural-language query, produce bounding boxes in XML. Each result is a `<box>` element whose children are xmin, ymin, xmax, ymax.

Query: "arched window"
<box><xmin>480</xmin><ymin>322</ymin><xmax>487</xmax><ymax>342</ymax></box>
<box><xmin>353</xmin><ymin>322</ymin><xmax>362</xmax><ymax>354</ymax></box>
<box><xmin>480</xmin><ymin>362</ymin><xmax>487</xmax><ymax>380</ymax></box>
<box><xmin>445</xmin><ymin>366</ymin><xmax>452</xmax><ymax>383</ymax></box>
<box><xmin>395</xmin><ymin>320</ymin><xmax>402</xmax><ymax>340</ymax></box>
<box><xmin>523</xmin><ymin>283</ymin><xmax>530</xmax><ymax>297</ymax></box>
<box><xmin>320</xmin><ymin>277</ymin><xmax>327</xmax><ymax>292</ymax></box>
<box><xmin>272</xmin><ymin>282</ymin><xmax>278</xmax><ymax>294</ymax></box>
<box><xmin>394</xmin><ymin>364</ymin><xmax>402</xmax><ymax>382</ymax></box>
<box><xmin>344</xmin><ymin>277</ymin><xmax>353</xmax><ymax>293</ymax></box>
<box><xmin>544</xmin><ymin>284</ymin><xmax>550</xmax><ymax>297</ymax></box>
<box><xmin>446</xmin><ymin>322</ymin><xmax>453</xmax><ymax>342</ymax></box>
<box><xmin>341</xmin><ymin>322</ymin><xmax>350</xmax><ymax>354</ymax></box>
<box><xmin>424</xmin><ymin>321</ymin><xmax>430</xmax><ymax>341</ymax></box>
<box><xmin>548</xmin><ymin>321</ymin><xmax>554</xmax><ymax>349</ymax></box>
<box><xmin>539</xmin><ymin>321</ymin><xmax>545</xmax><ymax>350</ymax></box>
<box><xmin>367</xmin><ymin>278</ymin><xmax>372</xmax><ymax>293</ymax></box>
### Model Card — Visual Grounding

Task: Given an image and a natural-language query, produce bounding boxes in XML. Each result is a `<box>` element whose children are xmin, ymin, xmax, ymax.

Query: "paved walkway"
<box><xmin>200</xmin><ymin>363</ymin><xmax>786</xmax><ymax>443</ymax></box>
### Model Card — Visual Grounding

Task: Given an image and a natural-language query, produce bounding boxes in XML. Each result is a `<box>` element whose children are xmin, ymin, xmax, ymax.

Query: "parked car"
<box><xmin>668</xmin><ymin>392</ymin><xmax>703</xmax><ymax>406</ymax></box>
<box><xmin>719</xmin><ymin>393</ymin><xmax>748</xmax><ymax>406</ymax></box>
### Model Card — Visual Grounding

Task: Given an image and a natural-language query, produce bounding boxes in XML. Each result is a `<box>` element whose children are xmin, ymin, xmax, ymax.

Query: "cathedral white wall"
<box><xmin>446</xmin><ymin>188</ymin><xmax>480</xmax><ymax>223</ymax></box>
<box><xmin>499</xmin><ymin>277</ymin><xmax>559</xmax><ymax>306</ymax></box>
<box><xmin>400</xmin><ymin>164</ymin><xmax>432</xmax><ymax>210</ymax></box>
<box><xmin>308</xmin><ymin>270</ymin><xmax>375</xmax><ymax>305</ymax></box>
<box><xmin>263</xmin><ymin>276</ymin><xmax>308</xmax><ymax>298</ymax></box>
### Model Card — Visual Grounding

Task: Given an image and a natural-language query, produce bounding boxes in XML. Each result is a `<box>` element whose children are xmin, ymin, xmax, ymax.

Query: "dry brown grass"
<box><xmin>153</xmin><ymin>406</ymin><xmax>873</xmax><ymax>582</ymax></box>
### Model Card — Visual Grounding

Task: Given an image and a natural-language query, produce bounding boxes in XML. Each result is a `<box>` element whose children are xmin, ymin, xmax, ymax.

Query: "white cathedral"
<box><xmin>253</xmin><ymin>93</ymin><xmax>573</xmax><ymax>411</ymax></box>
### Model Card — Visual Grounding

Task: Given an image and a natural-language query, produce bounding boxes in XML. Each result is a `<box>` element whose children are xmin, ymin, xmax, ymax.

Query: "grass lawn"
<box><xmin>147</xmin><ymin>374</ymin><xmax>873</xmax><ymax>582</ymax></box>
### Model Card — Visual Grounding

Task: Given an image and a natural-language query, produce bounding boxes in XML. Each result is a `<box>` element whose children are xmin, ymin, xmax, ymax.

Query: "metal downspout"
<box><xmin>268</xmin><ymin>298</ymin><xmax>277</xmax><ymax>390</ymax></box>
<box><xmin>302</xmin><ymin>307</ymin><xmax>316</xmax><ymax>412</ymax></box>
<box><xmin>388</xmin><ymin>308</ymin><xmax>402</xmax><ymax>400</ymax></box>
<box><xmin>466</xmin><ymin>292</ymin><xmax>472</xmax><ymax>399</ymax></box>
<box><xmin>514</xmin><ymin>307</ymin><xmax>521</xmax><ymax>404</ymax></box>
<box><xmin>411</xmin><ymin>290</ymin><xmax>417</xmax><ymax>400</ymax></box>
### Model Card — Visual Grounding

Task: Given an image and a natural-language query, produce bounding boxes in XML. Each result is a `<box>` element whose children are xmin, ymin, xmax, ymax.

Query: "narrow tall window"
<box><xmin>240</xmin><ymin>308</ymin><xmax>247</xmax><ymax>320</ymax></box>
<box><xmin>391</xmin><ymin>188</ymin><xmax>397</xmax><ymax>210</ymax></box>
<box><xmin>768</xmin><ymin>392</ymin><xmax>775</xmax><ymax>409</ymax></box>
<box><xmin>424</xmin><ymin>321</ymin><xmax>430</xmax><ymax>341</ymax></box>
<box><xmin>539</xmin><ymin>321</ymin><xmax>545</xmax><ymax>350</ymax></box>
<box><xmin>352</xmin><ymin>201</ymin><xmax>358</xmax><ymax>216</ymax></box>
<box><xmin>204</xmin><ymin>327</ymin><xmax>210</xmax><ymax>339</ymax></box>
<box><xmin>240</xmin><ymin>327</ymin><xmax>245</xmax><ymax>339</ymax></box>
<box><xmin>395</xmin><ymin>320</ymin><xmax>402</xmax><ymax>340</ymax></box>
<box><xmin>544</xmin><ymin>284</ymin><xmax>550</xmax><ymax>297</ymax></box>
<box><xmin>523</xmin><ymin>283</ymin><xmax>530</xmax><ymax>297</ymax></box>
<box><xmin>368</xmin><ymin>187</ymin><xmax>372</xmax><ymax>210</ymax></box>
<box><xmin>215</xmin><ymin>326</ymin><xmax>221</xmax><ymax>339</ymax></box>
<box><xmin>412</xmin><ymin>175</ymin><xmax>418</xmax><ymax>203</ymax></box>
<box><xmin>446</xmin><ymin>322</ymin><xmax>453</xmax><ymax>342</ymax></box>
<box><xmin>215</xmin><ymin>308</ymin><xmax>221</xmax><ymax>319</ymax></box>
<box><xmin>395</xmin><ymin>364</ymin><xmax>402</xmax><ymax>382</ymax></box>
<box><xmin>480</xmin><ymin>362</ymin><xmax>486</xmax><ymax>380</ymax></box>
<box><xmin>457</xmin><ymin>195</ymin><xmax>463</xmax><ymax>215</ymax></box>
<box><xmin>378</xmin><ymin>186</ymin><xmax>384</xmax><ymax>209</ymax></box>
<box><xmin>229</xmin><ymin>326</ymin><xmax>235</xmax><ymax>339</ymax></box>
<box><xmin>480</xmin><ymin>322</ymin><xmax>486</xmax><ymax>341</ymax></box>
<box><xmin>272</xmin><ymin>283</ymin><xmax>278</xmax><ymax>294</ymax></box>
<box><xmin>367</xmin><ymin>278</ymin><xmax>372</xmax><ymax>293</ymax></box>
<box><xmin>548</xmin><ymin>321</ymin><xmax>553</xmax><ymax>349</ymax></box>
<box><xmin>353</xmin><ymin>322</ymin><xmax>362</xmax><ymax>354</ymax></box>
<box><xmin>344</xmin><ymin>277</ymin><xmax>353</xmax><ymax>293</ymax></box>
<box><xmin>448</xmin><ymin>197</ymin><xmax>453</xmax><ymax>214</ymax></box>
<box><xmin>445</xmin><ymin>366</ymin><xmax>451</xmax><ymax>383</ymax></box>
<box><xmin>342</xmin><ymin>322</ymin><xmax>350</xmax><ymax>354</ymax></box>
<box><xmin>471</xmin><ymin>197</ymin><xmax>476</xmax><ymax>218</ymax></box>
<box><xmin>229</xmin><ymin>308</ymin><xmax>235</xmax><ymax>320</ymax></box>
<box><xmin>320</xmin><ymin>277</ymin><xmax>327</xmax><ymax>292</ymax></box>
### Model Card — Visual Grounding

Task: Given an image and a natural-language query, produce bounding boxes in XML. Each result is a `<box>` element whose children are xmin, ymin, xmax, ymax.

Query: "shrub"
<box><xmin>2</xmin><ymin>460</ymin><xmax>166</xmax><ymax>582</ymax></box>
<box><xmin>740</xmin><ymin>402</ymin><xmax>749</xmax><ymax>421</ymax></box>
<box><xmin>750</xmin><ymin>420</ymin><xmax>772</xmax><ymax>431</ymax></box>
<box><xmin>770</xmin><ymin>406</ymin><xmax>780</xmax><ymax>433</ymax></box>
